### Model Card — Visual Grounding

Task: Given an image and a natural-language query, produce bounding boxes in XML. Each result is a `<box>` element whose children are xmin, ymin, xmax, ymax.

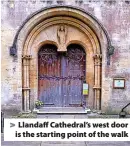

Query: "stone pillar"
<box><xmin>22</xmin><ymin>55</ymin><xmax>32</xmax><ymax>112</ymax></box>
<box><xmin>93</xmin><ymin>54</ymin><xmax>102</xmax><ymax>110</ymax></box>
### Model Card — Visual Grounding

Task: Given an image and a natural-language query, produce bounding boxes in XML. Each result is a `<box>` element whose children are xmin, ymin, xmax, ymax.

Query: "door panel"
<box><xmin>38</xmin><ymin>44</ymin><xmax>86</xmax><ymax>107</ymax></box>
<box><xmin>64</xmin><ymin>45</ymin><xmax>86</xmax><ymax>106</ymax></box>
<box><xmin>38</xmin><ymin>45</ymin><xmax>61</xmax><ymax>106</ymax></box>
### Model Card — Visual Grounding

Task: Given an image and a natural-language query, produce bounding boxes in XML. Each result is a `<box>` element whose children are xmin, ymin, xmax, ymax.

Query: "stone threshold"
<box><xmin>33</xmin><ymin>107</ymin><xmax>91</xmax><ymax>114</ymax></box>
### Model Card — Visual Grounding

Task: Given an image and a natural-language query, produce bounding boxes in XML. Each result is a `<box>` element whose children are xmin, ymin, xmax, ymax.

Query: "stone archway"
<box><xmin>14</xmin><ymin>6</ymin><xmax>111</xmax><ymax>112</ymax></box>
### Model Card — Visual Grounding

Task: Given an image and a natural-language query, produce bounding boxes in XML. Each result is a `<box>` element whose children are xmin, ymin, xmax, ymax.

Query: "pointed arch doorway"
<box><xmin>38</xmin><ymin>44</ymin><xmax>86</xmax><ymax>107</ymax></box>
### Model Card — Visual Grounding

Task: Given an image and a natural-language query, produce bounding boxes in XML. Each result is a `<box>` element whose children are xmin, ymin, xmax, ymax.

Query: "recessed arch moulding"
<box><xmin>16</xmin><ymin>6</ymin><xmax>109</xmax><ymax>112</ymax></box>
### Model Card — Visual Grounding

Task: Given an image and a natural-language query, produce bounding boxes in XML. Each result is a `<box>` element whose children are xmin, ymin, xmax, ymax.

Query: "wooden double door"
<box><xmin>38</xmin><ymin>44</ymin><xmax>86</xmax><ymax>107</ymax></box>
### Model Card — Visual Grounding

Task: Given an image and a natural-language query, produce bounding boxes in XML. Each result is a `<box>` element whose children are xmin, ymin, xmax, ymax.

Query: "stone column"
<box><xmin>93</xmin><ymin>54</ymin><xmax>102</xmax><ymax>110</ymax></box>
<box><xmin>22</xmin><ymin>55</ymin><xmax>32</xmax><ymax>112</ymax></box>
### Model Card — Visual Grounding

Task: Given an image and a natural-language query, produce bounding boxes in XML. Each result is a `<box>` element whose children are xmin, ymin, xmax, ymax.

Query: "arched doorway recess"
<box><xmin>14</xmin><ymin>6</ymin><xmax>110</xmax><ymax>112</ymax></box>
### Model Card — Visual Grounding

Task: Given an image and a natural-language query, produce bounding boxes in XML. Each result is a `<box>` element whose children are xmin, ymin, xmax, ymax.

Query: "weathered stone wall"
<box><xmin>1</xmin><ymin>0</ymin><xmax>130</xmax><ymax>114</ymax></box>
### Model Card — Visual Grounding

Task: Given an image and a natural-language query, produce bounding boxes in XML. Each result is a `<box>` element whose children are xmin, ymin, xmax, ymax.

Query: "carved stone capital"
<box><xmin>93</xmin><ymin>54</ymin><xmax>102</xmax><ymax>59</ymax></box>
<box><xmin>22</xmin><ymin>55</ymin><xmax>31</xmax><ymax>66</ymax></box>
<box><xmin>93</xmin><ymin>54</ymin><xmax>102</xmax><ymax>65</ymax></box>
<box><xmin>22</xmin><ymin>55</ymin><xmax>32</xmax><ymax>59</ymax></box>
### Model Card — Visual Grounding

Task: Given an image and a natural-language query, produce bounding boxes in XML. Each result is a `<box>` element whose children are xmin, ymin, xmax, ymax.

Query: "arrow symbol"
<box><xmin>10</xmin><ymin>123</ymin><xmax>15</xmax><ymax>128</ymax></box>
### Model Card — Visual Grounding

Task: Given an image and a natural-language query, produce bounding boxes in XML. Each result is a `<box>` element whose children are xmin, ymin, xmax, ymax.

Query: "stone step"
<box><xmin>34</xmin><ymin>107</ymin><xmax>91</xmax><ymax>114</ymax></box>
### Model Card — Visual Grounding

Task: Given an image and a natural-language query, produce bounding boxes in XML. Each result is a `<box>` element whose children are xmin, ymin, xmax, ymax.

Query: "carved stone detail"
<box><xmin>22</xmin><ymin>55</ymin><xmax>32</xmax><ymax>59</ymax></box>
<box><xmin>93</xmin><ymin>54</ymin><xmax>102</xmax><ymax>110</ymax></box>
<box><xmin>22</xmin><ymin>56</ymin><xmax>31</xmax><ymax>112</ymax></box>
<box><xmin>57</xmin><ymin>25</ymin><xmax>67</xmax><ymax>52</ymax></box>
<box><xmin>93</xmin><ymin>54</ymin><xmax>102</xmax><ymax>66</ymax></box>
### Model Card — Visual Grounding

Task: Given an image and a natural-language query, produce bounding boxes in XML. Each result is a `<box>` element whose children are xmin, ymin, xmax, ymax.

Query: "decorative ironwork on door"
<box><xmin>38</xmin><ymin>44</ymin><xmax>86</xmax><ymax>107</ymax></box>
